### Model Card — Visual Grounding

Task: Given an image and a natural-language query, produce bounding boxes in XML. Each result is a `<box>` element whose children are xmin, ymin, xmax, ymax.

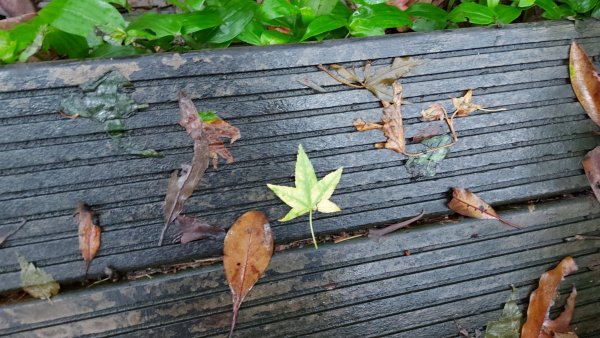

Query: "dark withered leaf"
<box><xmin>405</xmin><ymin>134</ymin><xmax>452</xmax><ymax>177</ymax></box>
<box><xmin>0</xmin><ymin>219</ymin><xmax>26</xmax><ymax>247</ymax></box>
<box><xmin>484</xmin><ymin>287</ymin><xmax>522</xmax><ymax>338</ymax></box>
<box><xmin>175</xmin><ymin>215</ymin><xmax>225</xmax><ymax>244</ymax></box>
<box><xmin>582</xmin><ymin>146</ymin><xmax>600</xmax><ymax>203</ymax></box>
<box><xmin>18</xmin><ymin>255</ymin><xmax>60</xmax><ymax>300</ymax></box>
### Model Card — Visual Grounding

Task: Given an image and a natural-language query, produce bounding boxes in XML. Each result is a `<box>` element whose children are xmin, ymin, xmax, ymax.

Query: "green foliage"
<box><xmin>0</xmin><ymin>0</ymin><xmax>596</xmax><ymax>64</ymax></box>
<box><xmin>267</xmin><ymin>144</ymin><xmax>343</xmax><ymax>249</ymax></box>
<box><xmin>484</xmin><ymin>287</ymin><xmax>522</xmax><ymax>338</ymax></box>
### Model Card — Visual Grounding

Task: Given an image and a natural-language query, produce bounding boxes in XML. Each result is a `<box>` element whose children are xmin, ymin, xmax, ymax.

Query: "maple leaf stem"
<box><xmin>309</xmin><ymin>210</ymin><xmax>318</xmax><ymax>250</ymax></box>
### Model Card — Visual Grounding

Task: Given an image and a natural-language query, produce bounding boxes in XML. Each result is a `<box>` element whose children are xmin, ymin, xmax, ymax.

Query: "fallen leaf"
<box><xmin>60</xmin><ymin>69</ymin><xmax>157</xmax><ymax>157</ymax></box>
<box><xmin>319</xmin><ymin>57</ymin><xmax>422</xmax><ymax>101</ymax></box>
<box><xmin>224</xmin><ymin>211</ymin><xmax>274</xmax><ymax>338</ymax></box>
<box><xmin>0</xmin><ymin>12</ymin><xmax>36</xmax><ymax>30</ymax></box>
<box><xmin>484</xmin><ymin>287</ymin><xmax>522</xmax><ymax>338</ymax></box>
<box><xmin>451</xmin><ymin>89</ymin><xmax>505</xmax><ymax>117</ymax></box>
<box><xmin>420</xmin><ymin>103</ymin><xmax>446</xmax><ymax>121</ymax></box>
<box><xmin>175</xmin><ymin>215</ymin><xmax>225</xmax><ymax>244</ymax></box>
<box><xmin>554</xmin><ymin>333</ymin><xmax>579</xmax><ymax>338</ymax></box>
<box><xmin>447</xmin><ymin>187</ymin><xmax>520</xmax><ymax>228</ymax></box>
<box><xmin>582</xmin><ymin>146</ymin><xmax>600</xmax><ymax>203</ymax></box>
<box><xmin>368</xmin><ymin>209</ymin><xmax>425</xmax><ymax>239</ymax></box>
<box><xmin>267</xmin><ymin>144</ymin><xmax>343</xmax><ymax>249</ymax></box>
<box><xmin>353</xmin><ymin>118</ymin><xmax>383</xmax><ymax>131</ymax></box>
<box><xmin>75</xmin><ymin>203</ymin><xmax>101</xmax><ymax>277</ymax></box>
<box><xmin>405</xmin><ymin>134</ymin><xmax>453</xmax><ymax>177</ymax></box>
<box><xmin>569</xmin><ymin>41</ymin><xmax>600</xmax><ymax>127</ymax></box>
<box><xmin>377</xmin><ymin>82</ymin><xmax>407</xmax><ymax>154</ymax></box>
<box><xmin>541</xmin><ymin>287</ymin><xmax>577</xmax><ymax>338</ymax></box>
<box><xmin>18</xmin><ymin>255</ymin><xmax>60</xmax><ymax>300</ymax></box>
<box><xmin>521</xmin><ymin>256</ymin><xmax>578</xmax><ymax>338</ymax></box>
<box><xmin>0</xmin><ymin>219</ymin><xmax>26</xmax><ymax>247</ymax></box>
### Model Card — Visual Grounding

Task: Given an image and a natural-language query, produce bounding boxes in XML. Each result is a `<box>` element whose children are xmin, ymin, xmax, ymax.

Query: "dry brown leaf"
<box><xmin>582</xmin><ymin>146</ymin><xmax>600</xmax><ymax>203</ymax></box>
<box><xmin>420</xmin><ymin>103</ymin><xmax>446</xmax><ymax>121</ymax></box>
<box><xmin>0</xmin><ymin>12</ymin><xmax>35</xmax><ymax>30</ymax></box>
<box><xmin>378</xmin><ymin>82</ymin><xmax>407</xmax><ymax>154</ymax></box>
<box><xmin>160</xmin><ymin>91</ymin><xmax>211</xmax><ymax>246</ymax></box>
<box><xmin>175</xmin><ymin>215</ymin><xmax>225</xmax><ymax>244</ymax></box>
<box><xmin>0</xmin><ymin>219</ymin><xmax>26</xmax><ymax>247</ymax></box>
<box><xmin>541</xmin><ymin>287</ymin><xmax>577</xmax><ymax>338</ymax></box>
<box><xmin>224</xmin><ymin>211</ymin><xmax>274</xmax><ymax>338</ymax></box>
<box><xmin>368</xmin><ymin>209</ymin><xmax>425</xmax><ymax>239</ymax></box>
<box><xmin>76</xmin><ymin>203</ymin><xmax>101</xmax><ymax>277</ymax></box>
<box><xmin>521</xmin><ymin>256</ymin><xmax>578</xmax><ymax>338</ymax></box>
<box><xmin>554</xmin><ymin>333</ymin><xmax>579</xmax><ymax>338</ymax></box>
<box><xmin>569</xmin><ymin>41</ymin><xmax>600</xmax><ymax>127</ymax></box>
<box><xmin>353</xmin><ymin>119</ymin><xmax>383</xmax><ymax>131</ymax></box>
<box><xmin>451</xmin><ymin>89</ymin><xmax>505</xmax><ymax>117</ymax></box>
<box><xmin>447</xmin><ymin>187</ymin><xmax>520</xmax><ymax>228</ymax></box>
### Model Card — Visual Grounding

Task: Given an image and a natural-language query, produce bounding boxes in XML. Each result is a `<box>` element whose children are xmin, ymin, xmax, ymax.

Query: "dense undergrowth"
<box><xmin>0</xmin><ymin>0</ymin><xmax>598</xmax><ymax>64</ymax></box>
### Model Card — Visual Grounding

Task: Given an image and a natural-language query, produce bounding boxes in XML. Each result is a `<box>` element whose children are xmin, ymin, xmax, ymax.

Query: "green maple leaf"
<box><xmin>267</xmin><ymin>144</ymin><xmax>343</xmax><ymax>249</ymax></box>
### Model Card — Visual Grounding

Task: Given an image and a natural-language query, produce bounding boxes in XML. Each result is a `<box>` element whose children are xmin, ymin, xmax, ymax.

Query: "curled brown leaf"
<box><xmin>368</xmin><ymin>209</ymin><xmax>425</xmax><ymax>239</ymax></box>
<box><xmin>224</xmin><ymin>211</ymin><xmax>274</xmax><ymax>338</ymax></box>
<box><xmin>582</xmin><ymin>146</ymin><xmax>600</xmax><ymax>203</ymax></box>
<box><xmin>521</xmin><ymin>257</ymin><xmax>578</xmax><ymax>338</ymax></box>
<box><xmin>76</xmin><ymin>203</ymin><xmax>101</xmax><ymax>277</ymax></box>
<box><xmin>447</xmin><ymin>187</ymin><xmax>520</xmax><ymax>228</ymax></box>
<box><xmin>569</xmin><ymin>41</ymin><xmax>600</xmax><ymax>127</ymax></box>
<box><xmin>175</xmin><ymin>215</ymin><xmax>225</xmax><ymax>244</ymax></box>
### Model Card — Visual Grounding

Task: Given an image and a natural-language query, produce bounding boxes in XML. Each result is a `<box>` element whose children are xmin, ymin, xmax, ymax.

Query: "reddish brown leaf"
<box><xmin>541</xmin><ymin>286</ymin><xmax>577</xmax><ymax>338</ymax></box>
<box><xmin>0</xmin><ymin>12</ymin><xmax>35</xmax><ymax>30</ymax></box>
<box><xmin>175</xmin><ymin>215</ymin><xmax>225</xmax><ymax>244</ymax></box>
<box><xmin>353</xmin><ymin>119</ymin><xmax>383</xmax><ymax>131</ymax></box>
<box><xmin>521</xmin><ymin>257</ymin><xmax>578</xmax><ymax>338</ymax></box>
<box><xmin>160</xmin><ymin>91</ymin><xmax>211</xmax><ymax>246</ymax></box>
<box><xmin>368</xmin><ymin>209</ymin><xmax>425</xmax><ymax>239</ymax></box>
<box><xmin>582</xmin><ymin>146</ymin><xmax>600</xmax><ymax>203</ymax></box>
<box><xmin>0</xmin><ymin>219</ymin><xmax>26</xmax><ymax>247</ymax></box>
<box><xmin>223</xmin><ymin>211</ymin><xmax>274</xmax><ymax>338</ymax></box>
<box><xmin>569</xmin><ymin>41</ymin><xmax>600</xmax><ymax>127</ymax></box>
<box><xmin>447</xmin><ymin>187</ymin><xmax>520</xmax><ymax>228</ymax></box>
<box><xmin>76</xmin><ymin>203</ymin><xmax>101</xmax><ymax>277</ymax></box>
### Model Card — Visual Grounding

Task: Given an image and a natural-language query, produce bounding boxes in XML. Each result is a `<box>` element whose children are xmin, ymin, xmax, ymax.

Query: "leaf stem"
<box><xmin>309</xmin><ymin>210</ymin><xmax>318</xmax><ymax>250</ymax></box>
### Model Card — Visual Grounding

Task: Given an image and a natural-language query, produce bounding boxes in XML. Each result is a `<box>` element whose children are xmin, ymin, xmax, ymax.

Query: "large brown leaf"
<box><xmin>569</xmin><ymin>42</ymin><xmax>600</xmax><ymax>127</ymax></box>
<box><xmin>223</xmin><ymin>211</ymin><xmax>274</xmax><ymax>337</ymax></box>
<box><xmin>541</xmin><ymin>287</ymin><xmax>577</xmax><ymax>338</ymax></box>
<box><xmin>582</xmin><ymin>146</ymin><xmax>600</xmax><ymax>203</ymax></box>
<box><xmin>447</xmin><ymin>187</ymin><xmax>520</xmax><ymax>228</ymax></box>
<box><xmin>76</xmin><ymin>203</ymin><xmax>101</xmax><ymax>277</ymax></box>
<box><xmin>521</xmin><ymin>256</ymin><xmax>578</xmax><ymax>338</ymax></box>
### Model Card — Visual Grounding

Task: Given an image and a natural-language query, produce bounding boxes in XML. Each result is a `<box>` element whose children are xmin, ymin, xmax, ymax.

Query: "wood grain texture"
<box><xmin>0</xmin><ymin>20</ymin><xmax>599</xmax><ymax>295</ymax></box>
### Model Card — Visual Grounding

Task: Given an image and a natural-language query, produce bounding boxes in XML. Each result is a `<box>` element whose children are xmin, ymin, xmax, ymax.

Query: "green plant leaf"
<box><xmin>0</xmin><ymin>30</ymin><xmax>18</xmax><ymax>63</ymax></box>
<box><xmin>126</xmin><ymin>11</ymin><xmax>221</xmax><ymax>41</ymax></box>
<box><xmin>448</xmin><ymin>2</ymin><xmax>496</xmax><ymax>24</ymax></box>
<box><xmin>19</xmin><ymin>25</ymin><xmax>47</xmax><ymax>63</ymax></box>
<box><xmin>236</xmin><ymin>20</ymin><xmax>264</xmax><ymax>45</ymax></box>
<box><xmin>38</xmin><ymin>0</ymin><xmax>126</xmax><ymax>37</ymax></box>
<box><xmin>484</xmin><ymin>287</ymin><xmax>522</xmax><ymax>338</ymax></box>
<box><xmin>562</xmin><ymin>0</ymin><xmax>599</xmax><ymax>12</ymax></box>
<box><xmin>43</xmin><ymin>28</ymin><xmax>90</xmax><ymax>59</ymax></box>
<box><xmin>349</xmin><ymin>4</ymin><xmax>412</xmax><ymax>36</ymax></box>
<box><xmin>260</xmin><ymin>30</ymin><xmax>293</xmax><ymax>45</ymax></box>
<box><xmin>487</xmin><ymin>0</ymin><xmax>500</xmax><ymax>8</ymax></box>
<box><xmin>411</xmin><ymin>17</ymin><xmax>447</xmax><ymax>31</ymax></box>
<box><xmin>405</xmin><ymin>134</ymin><xmax>452</xmax><ymax>177</ymax></box>
<box><xmin>267</xmin><ymin>144</ymin><xmax>343</xmax><ymax>248</ymax></box>
<box><xmin>167</xmin><ymin>0</ymin><xmax>206</xmax><ymax>11</ymax></box>
<box><xmin>89</xmin><ymin>44</ymin><xmax>145</xmax><ymax>58</ymax></box>
<box><xmin>18</xmin><ymin>255</ymin><xmax>60</xmax><ymax>300</ymax></box>
<box><xmin>518</xmin><ymin>0</ymin><xmax>535</xmax><ymax>6</ymax></box>
<box><xmin>494</xmin><ymin>4</ymin><xmax>522</xmax><ymax>24</ymax></box>
<box><xmin>534</xmin><ymin>0</ymin><xmax>565</xmax><ymax>19</ymax></box>
<box><xmin>259</xmin><ymin>0</ymin><xmax>300</xmax><ymax>20</ymax></box>
<box><xmin>301</xmin><ymin>14</ymin><xmax>346</xmax><ymax>41</ymax></box>
<box><xmin>405</xmin><ymin>3</ymin><xmax>448</xmax><ymax>21</ymax></box>
<box><xmin>592</xmin><ymin>1</ymin><xmax>600</xmax><ymax>18</ymax></box>
<box><xmin>299</xmin><ymin>0</ymin><xmax>338</xmax><ymax>16</ymax></box>
<box><xmin>209</xmin><ymin>0</ymin><xmax>257</xmax><ymax>43</ymax></box>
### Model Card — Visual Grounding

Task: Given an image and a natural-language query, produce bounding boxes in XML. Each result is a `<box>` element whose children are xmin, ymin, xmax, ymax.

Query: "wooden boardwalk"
<box><xmin>0</xmin><ymin>20</ymin><xmax>599</xmax><ymax>336</ymax></box>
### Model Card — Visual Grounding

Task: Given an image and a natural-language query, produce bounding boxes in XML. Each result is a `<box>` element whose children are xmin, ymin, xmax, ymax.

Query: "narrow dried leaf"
<box><xmin>76</xmin><ymin>203</ymin><xmax>101</xmax><ymax>276</ymax></box>
<box><xmin>582</xmin><ymin>146</ymin><xmax>600</xmax><ymax>203</ymax></box>
<box><xmin>0</xmin><ymin>219</ymin><xmax>26</xmax><ymax>247</ymax></box>
<box><xmin>380</xmin><ymin>82</ymin><xmax>407</xmax><ymax>154</ymax></box>
<box><xmin>368</xmin><ymin>210</ymin><xmax>424</xmax><ymax>239</ymax></box>
<box><xmin>161</xmin><ymin>139</ymin><xmax>210</xmax><ymax>245</ymax></box>
<box><xmin>175</xmin><ymin>215</ymin><xmax>225</xmax><ymax>244</ymax></box>
<box><xmin>224</xmin><ymin>211</ymin><xmax>274</xmax><ymax>338</ymax></box>
<box><xmin>541</xmin><ymin>287</ymin><xmax>577</xmax><ymax>338</ymax></box>
<box><xmin>448</xmin><ymin>187</ymin><xmax>520</xmax><ymax>228</ymax></box>
<box><xmin>569</xmin><ymin>41</ymin><xmax>600</xmax><ymax>127</ymax></box>
<box><xmin>521</xmin><ymin>256</ymin><xmax>578</xmax><ymax>338</ymax></box>
<box><xmin>484</xmin><ymin>287</ymin><xmax>522</xmax><ymax>338</ymax></box>
<box><xmin>18</xmin><ymin>255</ymin><xmax>60</xmax><ymax>300</ymax></box>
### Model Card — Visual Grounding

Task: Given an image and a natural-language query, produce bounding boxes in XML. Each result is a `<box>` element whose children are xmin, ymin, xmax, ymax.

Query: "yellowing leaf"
<box><xmin>18</xmin><ymin>255</ymin><xmax>60</xmax><ymax>301</ymax></box>
<box><xmin>569</xmin><ymin>41</ymin><xmax>600</xmax><ymax>127</ymax></box>
<box><xmin>485</xmin><ymin>287</ymin><xmax>522</xmax><ymax>338</ymax></box>
<box><xmin>267</xmin><ymin>144</ymin><xmax>343</xmax><ymax>249</ymax></box>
